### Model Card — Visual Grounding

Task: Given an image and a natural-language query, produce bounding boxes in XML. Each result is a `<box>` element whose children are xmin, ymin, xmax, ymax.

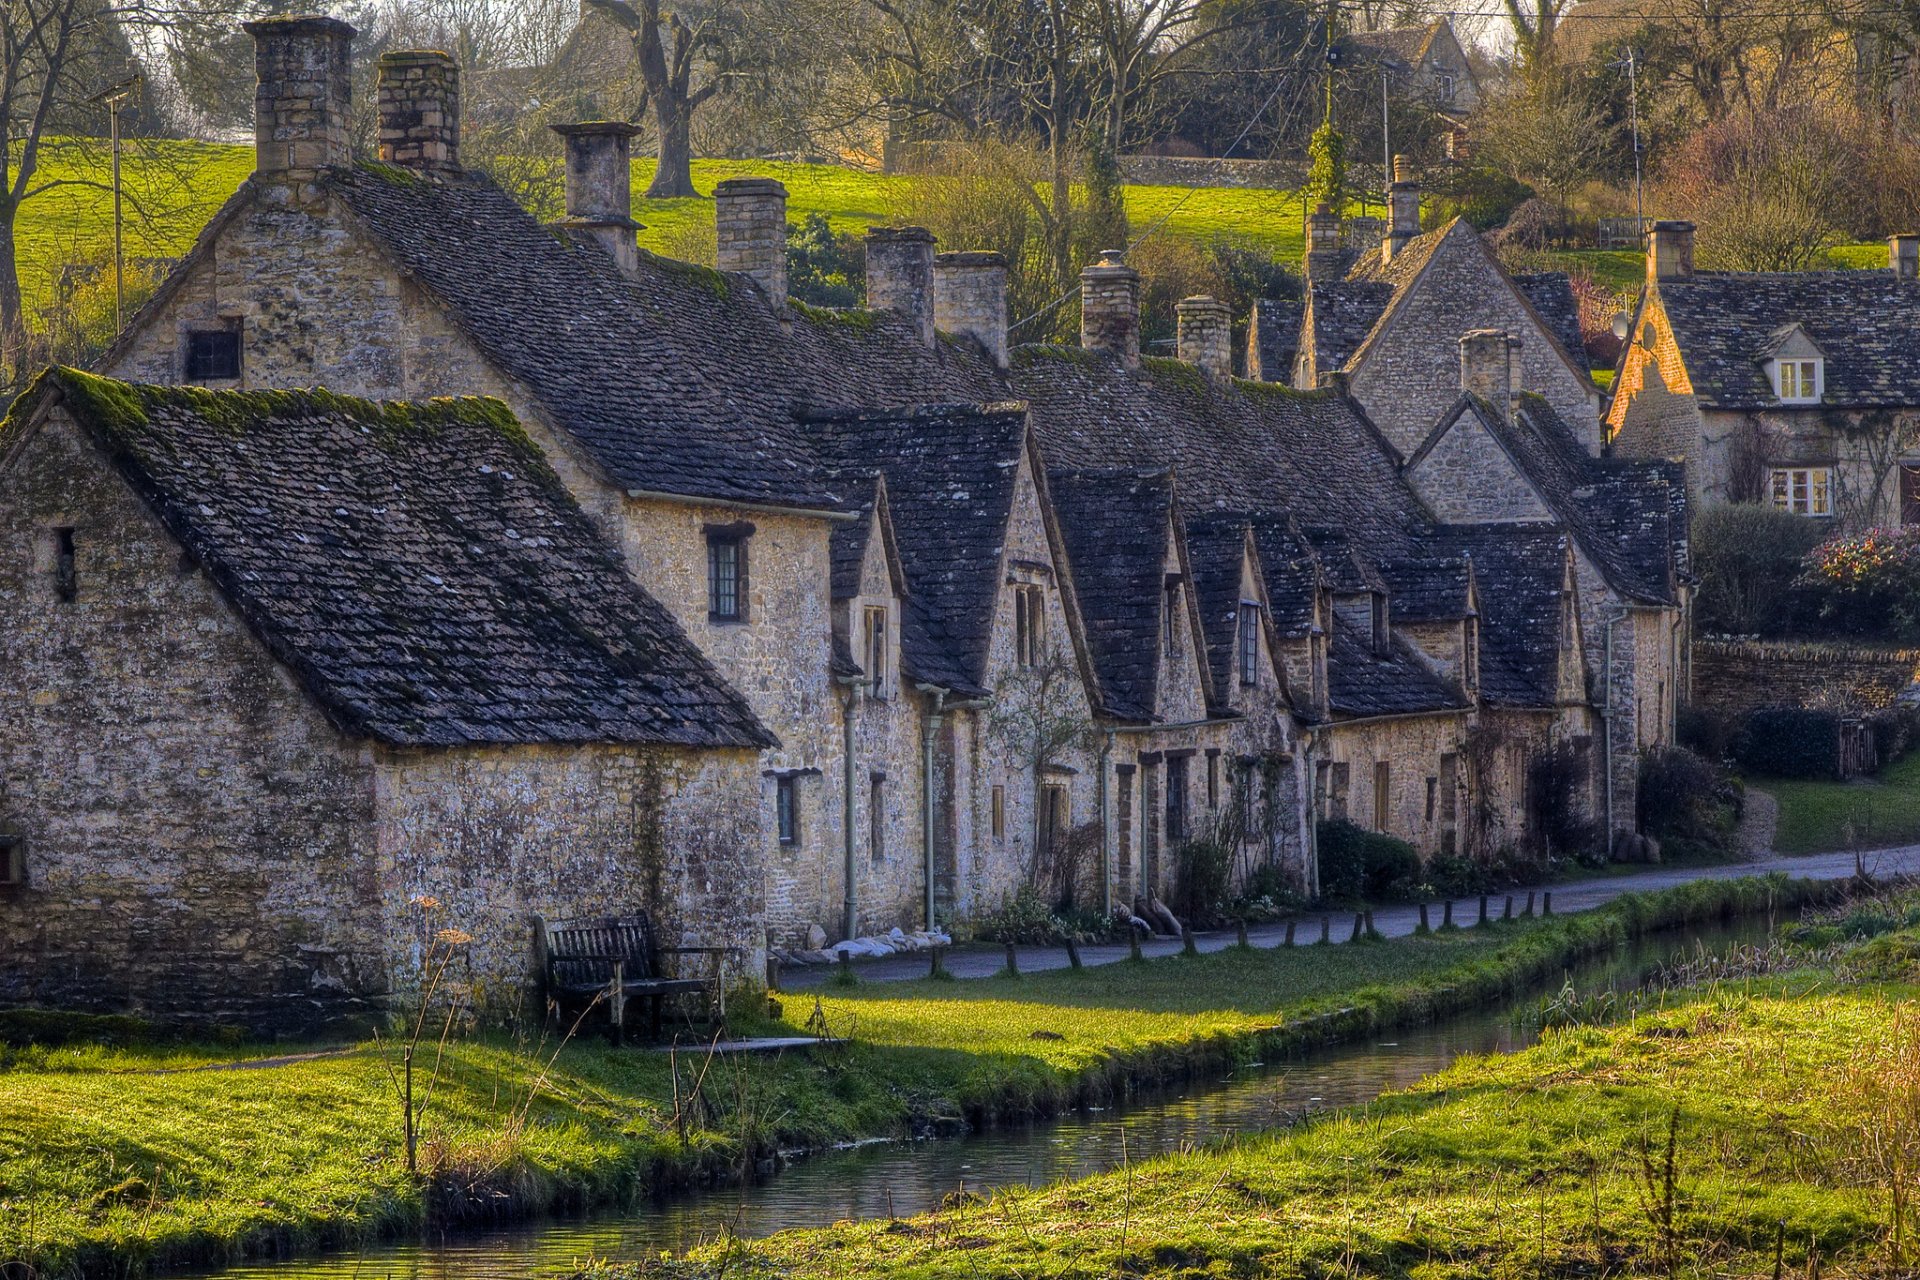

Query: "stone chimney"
<box><xmin>1176</xmin><ymin>296</ymin><xmax>1232</xmax><ymax>377</ymax></box>
<box><xmin>866</xmin><ymin>226</ymin><xmax>937</xmax><ymax>346</ymax></box>
<box><xmin>933</xmin><ymin>251</ymin><xmax>1007</xmax><ymax>367</ymax></box>
<box><xmin>1460</xmin><ymin>329</ymin><xmax>1512</xmax><ymax>418</ymax></box>
<box><xmin>376</xmin><ymin>51</ymin><xmax>460</xmax><ymax>175</ymax></box>
<box><xmin>1893</xmin><ymin>234</ymin><xmax>1920</xmax><ymax>281</ymax></box>
<box><xmin>1305</xmin><ymin>203</ymin><xmax>1344</xmax><ymax>281</ymax></box>
<box><xmin>714</xmin><ymin>178</ymin><xmax>788</xmax><ymax>309</ymax></box>
<box><xmin>245</xmin><ymin>15</ymin><xmax>356</xmax><ymax>178</ymax></box>
<box><xmin>1080</xmin><ymin>249</ymin><xmax>1141</xmax><ymax>368</ymax></box>
<box><xmin>1385</xmin><ymin>155</ymin><xmax>1420</xmax><ymax>262</ymax></box>
<box><xmin>1647</xmin><ymin>220</ymin><xmax>1695</xmax><ymax>284</ymax></box>
<box><xmin>1505</xmin><ymin>332</ymin><xmax>1526</xmax><ymax>423</ymax></box>
<box><xmin>551</xmin><ymin>122</ymin><xmax>644</xmax><ymax>275</ymax></box>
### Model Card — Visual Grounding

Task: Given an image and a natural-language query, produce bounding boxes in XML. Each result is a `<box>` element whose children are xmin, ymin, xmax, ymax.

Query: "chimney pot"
<box><xmin>1460</xmin><ymin>329</ymin><xmax>1514</xmax><ymax>421</ymax></box>
<box><xmin>1176</xmin><ymin>296</ymin><xmax>1232</xmax><ymax>377</ymax></box>
<box><xmin>933</xmin><ymin>251</ymin><xmax>1008</xmax><ymax>367</ymax></box>
<box><xmin>865</xmin><ymin>226</ymin><xmax>937</xmax><ymax>346</ymax></box>
<box><xmin>714</xmin><ymin>177</ymin><xmax>788</xmax><ymax>310</ymax></box>
<box><xmin>1385</xmin><ymin>154</ymin><xmax>1420</xmax><ymax>263</ymax></box>
<box><xmin>551</xmin><ymin>122</ymin><xmax>644</xmax><ymax>275</ymax></box>
<box><xmin>1306</xmin><ymin>202</ymin><xmax>1344</xmax><ymax>281</ymax></box>
<box><xmin>1080</xmin><ymin>249</ymin><xmax>1141</xmax><ymax>368</ymax></box>
<box><xmin>1893</xmin><ymin>234</ymin><xmax>1920</xmax><ymax>281</ymax></box>
<box><xmin>376</xmin><ymin>51</ymin><xmax>460</xmax><ymax>175</ymax></box>
<box><xmin>245</xmin><ymin>14</ymin><xmax>356</xmax><ymax>179</ymax></box>
<box><xmin>1647</xmin><ymin>220</ymin><xmax>1695</xmax><ymax>283</ymax></box>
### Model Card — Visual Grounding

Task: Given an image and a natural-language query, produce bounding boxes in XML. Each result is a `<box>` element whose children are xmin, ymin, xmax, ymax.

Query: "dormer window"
<box><xmin>1014</xmin><ymin>584</ymin><xmax>1045</xmax><ymax>666</ymax></box>
<box><xmin>1774</xmin><ymin>358</ymin><xmax>1822</xmax><ymax>403</ymax></box>
<box><xmin>864</xmin><ymin>605</ymin><xmax>889</xmax><ymax>698</ymax></box>
<box><xmin>1237</xmin><ymin>602</ymin><xmax>1262</xmax><ymax>686</ymax></box>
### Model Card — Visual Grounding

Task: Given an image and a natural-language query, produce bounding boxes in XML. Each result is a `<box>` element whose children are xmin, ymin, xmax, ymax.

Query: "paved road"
<box><xmin>776</xmin><ymin>844</ymin><xmax>1920</xmax><ymax>990</ymax></box>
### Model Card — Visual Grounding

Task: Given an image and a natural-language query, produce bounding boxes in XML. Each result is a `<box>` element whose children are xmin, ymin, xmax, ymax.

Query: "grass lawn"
<box><xmin>0</xmin><ymin>876</ymin><xmax>1823</xmax><ymax>1278</ymax></box>
<box><xmin>625</xmin><ymin>893</ymin><xmax>1920</xmax><ymax>1280</ymax></box>
<box><xmin>1756</xmin><ymin>751</ymin><xmax>1920</xmax><ymax>856</ymax></box>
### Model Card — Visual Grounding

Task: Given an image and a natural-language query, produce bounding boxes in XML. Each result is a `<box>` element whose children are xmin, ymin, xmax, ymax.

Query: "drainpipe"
<box><xmin>838</xmin><ymin>675</ymin><xmax>864</xmax><ymax>942</ymax></box>
<box><xmin>1601</xmin><ymin>609</ymin><xmax>1629</xmax><ymax>850</ymax></box>
<box><xmin>921</xmin><ymin>688</ymin><xmax>948</xmax><ymax>931</ymax></box>
<box><xmin>1098</xmin><ymin>730</ymin><xmax>1116</xmax><ymax>910</ymax></box>
<box><xmin>1304</xmin><ymin>725</ymin><xmax>1322</xmax><ymax>899</ymax></box>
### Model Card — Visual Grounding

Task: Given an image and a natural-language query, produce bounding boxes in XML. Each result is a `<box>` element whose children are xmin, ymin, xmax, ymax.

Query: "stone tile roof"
<box><xmin>1327</xmin><ymin>616</ymin><xmax>1467</xmax><ymax>718</ymax></box>
<box><xmin>1245</xmin><ymin>514</ymin><xmax>1322</xmax><ymax>636</ymax></box>
<box><xmin>1304</xmin><ymin>279</ymin><xmax>1394</xmax><ymax>372</ymax></box>
<box><xmin>1302</xmin><ymin>525</ymin><xmax>1389</xmax><ymax>595</ymax></box>
<box><xmin>27</xmin><ymin>369</ymin><xmax>772</xmax><ymax>749</ymax></box>
<box><xmin>805</xmin><ymin>403</ymin><xmax>1032</xmax><ymax>697</ymax></box>
<box><xmin>1378</xmin><ymin>556</ymin><xmax>1472</xmax><ymax>622</ymax></box>
<box><xmin>1436</xmin><ymin>524</ymin><xmax>1572</xmax><ymax>708</ymax></box>
<box><xmin>1513</xmin><ymin>272</ymin><xmax>1592</xmax><ymax>374</ymax></box>
<box><xmin>1249</xmin><ymin>297</ymin><xmax>1302</xmax><ymax>382</ymax></box>
<box><xmin>1049</xmin><ymin>468</ymin><xmax>1175</xmax><ymax>723</ymax></box>
<box><xmin>1339</xmin><ymin>22</ymin><xmax>1435</xmax><ymax>67</ymax></box>
<box><xmin>325</xmin><ymin>165</ymin><xmax>999</xmax><ymax>510</ymax></box>
<box><xmin>1180</xmin><ymin>514</ymin><xmax>1252</xmax><ymax>711</ymax></box>
<box><xmin>1653</xmin><ymin>270</ymin><xmax>1920</xmax><ymax>408</ymax></box>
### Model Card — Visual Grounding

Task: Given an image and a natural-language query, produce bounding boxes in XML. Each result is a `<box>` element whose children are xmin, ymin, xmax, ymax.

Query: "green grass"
<box><xmin>0</xmin><ymin>876</ymin><xmax>1833</xmax><ymax>1278</ymax></box>
<box><xmin>1755</xmin><ymin>750</ymin><xmax>1920</xmax><ymax>856</ymax></box>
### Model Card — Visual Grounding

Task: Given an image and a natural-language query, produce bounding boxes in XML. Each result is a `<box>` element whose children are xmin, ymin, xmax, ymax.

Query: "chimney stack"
<box><xmin>933</xmin><ymin>251</ymin><xmax>1007</xmax><ymax>367</ymax></box>
<box><xmin>1305</xmin><ymin>203</ymin><xmax>1344</xmax><ymax>281</ymax></box>
<box><xmin>1385</xmin><ymin>155</ymin><xmax>1420</xmax><ymax>262</ymax></box>
<box><xmin>1176</xmin><ymin>296</ymin><xmax>1232</xmax><ymax>377</ymax></box>
<box><xmin>1460</xmin><ymin>329</ymin><xmax>1513</xmax><ymax>419</ymax></box>
<box><xmin>376</xmin><ymin>51</ymin><xmax>460</xmax><ymax>176</ymax></box>
<box><xmin>1892</xmin><ymin>234</ymin><xmax>1920</xmax><ymax>281</ymax></box>
<box><xmin>245</xmin><ymin>15</ymin><xmax>356</xmax><ymax>178</ymax></box>
<box><xmin>1505</xmin><ymin>332</ymin><xmax>1526</xmax><ymax>423</ymax></box>
<box><xmin>865</xmin><ymin>226</ymin><xmax>937</xmax><ymax>346</ymax></box>
<box><xmin>714</xmin><ymin>178</ymin><xmax>788</xmax><ymax>310</ymax></box>
<box><xmin>1080</xmin><ymin>249</ymin><xmax>1141</xmax><ymax>368</ymax></box>
<box><xmin>1647</xmin><ymin>220</ymin><xmax>1695</xmax><ymax>284</ymax></box>
<box><xmin>551</xmin><ymin>122</ymin><xmax>644</xmax><ymax>275</ymax></box>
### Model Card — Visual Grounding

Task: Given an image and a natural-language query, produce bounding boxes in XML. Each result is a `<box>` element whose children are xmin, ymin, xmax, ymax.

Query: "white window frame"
<box><xmin>1770</xmin><ymin>466</ymin><xmax>1834</xmax><ymax>517</ymax></box>
<box><xmin>1773</xmin><ymin>358</ymin><xmax>1822</xmax><ymax>404</ymax></box>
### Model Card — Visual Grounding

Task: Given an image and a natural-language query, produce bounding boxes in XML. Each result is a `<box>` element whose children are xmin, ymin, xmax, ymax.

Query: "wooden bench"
<box><xmin>533</xmin><ymin>912</ymin><xmax>729</xmax><ymax>1043</ymax></box>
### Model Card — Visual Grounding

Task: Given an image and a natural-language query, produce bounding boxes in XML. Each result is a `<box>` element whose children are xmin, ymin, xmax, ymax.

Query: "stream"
<box><xmin>183</xmin><ymin>915</ymin><xmax>1778</xmax><ymax>1280</ymax></box>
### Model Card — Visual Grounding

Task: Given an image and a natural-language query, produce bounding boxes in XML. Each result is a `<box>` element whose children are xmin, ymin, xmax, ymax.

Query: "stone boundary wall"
<box><xmin>1117</xmin><ymin>155</ymin><xmax>1305</xmax><ymax>190</ymax></box>
<box><xmin>1692</xmin><ymin>638</ymin><xmax>1920</xmax><ymax>715</ymax></box>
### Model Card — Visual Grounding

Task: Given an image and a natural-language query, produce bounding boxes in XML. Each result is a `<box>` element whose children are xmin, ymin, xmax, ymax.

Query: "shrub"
<box><xmin>1677</xmin><ymin>705</ymin><xmax>1736</xmax><ymax>762</ymax></box>
<box><xmin>1691</xmin><ymin>504</ymin><xmax>1830</xmax><ymax>635</ymax></box>
<box><xmin>1526</xmin><ymin>745</ymin><xmax>1601</xmax><ymax>863</ymax></box>
<box><xmin>1316</xmin><ymin>820</ymin><xmax>1421</xmax><ymax>903</ymax></box>
<box><xmin>1870</xmin><ymin>703</ymin><xmax>1920</xmax><ymax>768</ymax></box>
<box><xmin>1426</xmin><ymin>164</ymin><xmax>1534</xmax><ymax>230</ymax></box>
<box><xmin>1733</xmin><ymin>707</ymin><xmax>1842</xmax><ymax>779</ymax></box>
<box><xmin>1232</xmin><ymin>862</ymin><xmax>1306</xmax><ymax>922</ymax></box>
<box><xmin>1637</xmin><ymin>747</ymin><xmax>1742</xmax><ymax>859</ymax></box>
<box><xmin>1424</xmin><ymin>853</ymin><xmax>1491</xmax><ymax>898</ymax></box>
<box><xmin>786</xmin><ymin>213</ymin><xmax>863</xmax><ymax>308</ymax></box>
<box><xmin>1170</xmin><ymin>829</ymin><xmax>1235</xmax><ymax>927</ymax></box>
<box><xmin>972</xmin><ymin>885</ymin><xmax>1112</xmax><ymax>945</ymax></box>
<box><xmin>1799</xmin><ymin>525</ymin><xmax>1920</xmax><ymax>642</ymax></box>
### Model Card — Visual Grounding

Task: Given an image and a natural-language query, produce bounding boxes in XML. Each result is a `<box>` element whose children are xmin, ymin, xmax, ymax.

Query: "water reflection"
<box><xmin>184</xmin><ymin>919</ymin><xmax>1771</xmax><ymax>1280</ymax></box>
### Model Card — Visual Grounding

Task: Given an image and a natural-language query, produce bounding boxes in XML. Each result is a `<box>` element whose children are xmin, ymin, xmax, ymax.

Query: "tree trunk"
<box><xmin>0</xmin><ymin>208</ymin><xmax>25</xmax><ymax>387</ymax></box>
<box><xmin>647</xmin><ymin>95</ymin><xmax>698</xmax><ymax>198</ymax></box>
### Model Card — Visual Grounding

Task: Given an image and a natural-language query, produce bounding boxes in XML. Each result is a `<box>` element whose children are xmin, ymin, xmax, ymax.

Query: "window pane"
<box><xmin>1811</xmin><ymin>469</ymin><xmax>1831</xmax><ymax>515</ymax></box>
<box><xmin>709</xmin><ymin>540</ymin><xmax>738</xmax><ymax>618</ymax></box>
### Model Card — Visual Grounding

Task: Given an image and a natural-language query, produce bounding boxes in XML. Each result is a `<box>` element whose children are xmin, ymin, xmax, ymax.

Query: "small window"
<box><xmin>991</xmin><ymin>784</ymin><xmax>1005</xmax><ymax>839</ymax></box>
<box><xmin>1040</xmin><ymin>784</ymin><xmax>1069</xmax><ymax>860</ymax></box>
<box><xmin>776</xmin><ymin>775</ymin><xmax>799</xmax><ymax>846</ymax></box>
<box><xmin>1463</xmin><ymin>617</ymin><xmax>1479</xmax><ymax>687</ymax></box>
<box><xmin>1206</xmin><ymin>751</ymin><xmax>1220</xmax><ymax>807</ymax></box>
<box><xmin>1238</xmin><ymin>602</ymin><xmax>1262</xmax><ymax>686</ymax></box>
<box><xmin>53</xmin><ymin>527</ymin><xmax>76</xmax><ymax>603</ymax></box>
<box><xmin>870</xmin><ymin>775</ymin><xmax>886</xmax><ymax>862</ymax></box>
<box><xmin>1425</xmin><ymin>776</ymin><xmax>1437</xmax><ymax>822</ymax></box>
<box><xmin>1373</xmin><ymin>760</ymin><xmax>1391</xmax><ymax>834</ymax></box>
<box><xmin>1774</xmin><ymin>358</ymin><xmax>1821</xmax><ymax>404</ymax></box>
<box><xmin>1163</xmin><ymin>575</ymin><xmax>1182</xmax><ymax>654</ymax></box>
<box><xmin>1770</xmin><ymin>467</ymin><xmax>1833</xmax><ymax>517</ymax></box>
<box><xmin>1013</xmin><ymin>584</ymin><xmax>1045</xmax><ymax>667</ymax></box>
<box><xmin>1165</xmin><ymin>755</ymin><xmax>1189</xmax><ymax>843</ymax></box>
<box><xmin>864</xmin><ymin>605</ymin><xmax>888</xmax><ymax>697</ymax></box>
<box><xmin>1434</xmin><ymin>71</ymin><xmax>1455</xmax><ymax>103</ymax></box>
<box><xmin>185</xmin><ymin>328</ymin><xmax>241</xmax><ymax>382</ymax></box>
<box><xmin>707</xmin><ymin>532</ymin><xmax>748</xmax><ymax>620</ymax></box>
<box><xmin>0</xmin><ymin>834</ymin><xmax>22</xmax><ymax>895</ymax></box>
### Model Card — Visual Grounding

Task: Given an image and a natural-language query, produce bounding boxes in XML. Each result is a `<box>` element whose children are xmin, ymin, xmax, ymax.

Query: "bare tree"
<box><xmin>580</xmin><ymin>0</ymin><xmax>737</xmax><ymax>198</ymax></box>
<box><xmin>1502</xmin><ymin>0</ymin><xmax>1570</xmax><ymax>83</ymax></box>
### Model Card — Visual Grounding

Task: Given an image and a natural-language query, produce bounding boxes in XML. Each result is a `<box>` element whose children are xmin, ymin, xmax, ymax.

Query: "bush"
<box><xmin>1870</xmin><ymin>703</ymin><xmax>1920</xmax><ymax>768</ymax></box>
<box><xmin>1733</xmin><ymin>707</ymin><xmax>1842</xmax><ymax>779</ymax></box>
<box><xmin>1526</xmin><ymin>745</ymin><xmax>1601</xmax><ymax>863</ymax></box>
<box><xmin>1691</xmin><ymin>504</ymin><xmax>1829</xmax><ymax>635</ymax></box>
<box><xmin>1637</xmin><ymin>747</ymin><xmax>1743</xmax><ymax>858</ymax></box>
<box><xmin>1426</xmin><ymin>164</ymin><xmax>1534</xmax><ymax>231</ymax></box>
<box><xmin>1423</xmin><ymin>853</ymin><xmax>1491</xmax><ymax>898</ymax></box>
<box><xmin>1316</xmin><ymin>820</ymin><xmax>1421</xmax><ymax>903</ymax></box>
<box><xmin>1232</xmin><ymin>862</ymin><xmax>1306</xmax><ymax>922</ymax></box>
<box><xmin>1170</xmin><ymin>830</ymin><xmax>1235</xmax><ymax>927</ymax></box>
<box><xmin>972</xmin><ymin>885</ymin><xmax>1111</xmax><ymax>945</ymax></box>
<box><xmin>786</xmin><ymin>212</ymin><xmax>863</xmax><ymax>308</ymax></box>
<box><xmin>1799</xmin><ymin>525</ymin><xmax>1920</xmax><ymax>642</ymax></box>
<box><xmin>1678</xmin><ymin>705</ymin><xmax>1736</xmax><ymax>762</ymax></box>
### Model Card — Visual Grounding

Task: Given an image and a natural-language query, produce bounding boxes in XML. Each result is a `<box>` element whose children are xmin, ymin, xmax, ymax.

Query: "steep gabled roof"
<box><xmin>1049</xmin><ymin>468</ymin><xmax>1177</xmax><ymax>723</ymax></box>
<box><xmin>1327</xmin><ymin>616</ymin><xmax>1468</xmax><ymax>718</ymax></box>
<box><xmin>1379</xmin><ymin>556</ymin><xmax>1474</xmax><ymax>622</ymax></box>
<box><xmin>1653</xmin><ymin>271</ymin><xmax>1920</xmax><ymax>408</ymax></box>
<box><xmin>1513</xmin><ymin>272</ymin><xmax>1592</xmax><ymax>375</ymax></box>
<box><xmin>1248</xmin><ymin>297</ymin><xmax>1304</xmax><ymax>382</ymax></box>
<box><xmin>806</xmin><ymin>402</ymin><xmax>1032</xmax><ymax>697</ymax></box>
<box><xmin>1304</xmin><ymin>279</ymin><xmax>1395</xmax><ymax>373</ymax></box>
<box><xmin>16</xmin><ymin>369</ymin><xmax>772</xmax><ymax>750</ymax></box>
<box><xmin>1435</xmin><ymin>524</ymin><xmax>1576</xmax><ymax>708</ymax></box>
<box><xmin>824</xmin><ymin>472</ymin><xmax>907</xmax><ymax>604</ymax></box>
<box><xmin>1184</xmin><ymin>514</ymin><xmax>1265</xmax><ymax>710</ymax></box>
<box><xmin>1246</xmin><ymin>514</ymin><xmax>1323</xmax><ymax>637</ymax></box>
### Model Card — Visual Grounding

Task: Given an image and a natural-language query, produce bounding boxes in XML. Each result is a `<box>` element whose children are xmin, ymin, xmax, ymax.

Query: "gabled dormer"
<box><xmin>1761</xmin><ymin>322</ymin><xmax>1825</xmax><ymax>405</ymax></box>
<box><xmin>827</xmin><ymin>473</ymin><xmax>909</xmax><ymax>700</ymax></box>
<box><xmin>1244</xmin><ymin>514</ymin><xmax>1329</xmax><ymax>722</ymax></box>
<box><xmin>1378</xmin><ymin>554</ymin><xmax>1478</xmax><ymax>699</ymax></box>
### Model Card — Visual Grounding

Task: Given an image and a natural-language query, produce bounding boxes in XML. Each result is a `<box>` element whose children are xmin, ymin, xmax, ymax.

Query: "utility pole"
<box><xmin>1380</xmin><ymin>64</ymin><xmax>1391</xmax><ymax>217</ymax></box>
<box><xmin>1612</xmin><ymin>48</ymin><xmax>1644</xmax><ymax>232</ymax></box>
<box><xmin>89</xmin><ymin>76</ymin><xmax>141</xmax><ymax>329</ymax></box>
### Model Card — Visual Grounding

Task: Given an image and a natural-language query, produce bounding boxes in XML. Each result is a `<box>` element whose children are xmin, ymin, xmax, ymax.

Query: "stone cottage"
<box><xmin>0</xmin><ymin>370</ymin><xmax>769</xmax><ymax>1029</ymax></box>
<box><xmin>1608</xmin><ymin>222</ymin><xmax>1920</xmax><ymax>531</ymax></box>
<box><xmin>1336</xmin><ymin>20</ymin><xmax>1481</xmax><ymax>157</ymax></box>
<box><xmin>71</xmin><ymin>16</ymin><xmax>1688</xmax><ymax>989</ymax></box>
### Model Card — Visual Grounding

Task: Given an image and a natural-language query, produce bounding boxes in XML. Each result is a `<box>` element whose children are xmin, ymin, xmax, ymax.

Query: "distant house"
<box><xmin>1609</xmin><ymin>222</ymin><xmax>1920</xmax><ymax>530</ymax></box>
<box><xmin>0</xmin><ymin>371</ymin><xmax>770</xmax><ymax>1030</ymax></box>
<box><xmin>1338</xmin><ymin>18</ymin><xmax>1481</xmax><ymax>157</ymax></box>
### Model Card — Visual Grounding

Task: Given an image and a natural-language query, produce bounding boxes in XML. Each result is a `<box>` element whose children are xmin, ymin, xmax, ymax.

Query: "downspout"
<box><xmin>1098</xmin><ymin>730</ymin><xmax>1116</xmax><ymax>910</ymax></box>
<box><xmin>838</xmin><ymin>676</ymin><xmax>864</xmax><ymax>942</ymax></box>
<box><xmin>921</xmin><ymin>689</ymin><xmax>948</xmax><ymax>932</ymax></box>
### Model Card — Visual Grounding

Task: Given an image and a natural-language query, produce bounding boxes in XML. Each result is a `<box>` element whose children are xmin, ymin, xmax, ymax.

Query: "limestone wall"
<box><xmin>1117</xmin><ymin>155</ymin><xmax>1305</xmax><ymax>190</ymax></box>
<box><xmin>1316</xmin><ymin>713</ymin><xmax>1471</xmax><ymax>855</ymax></box>
<box><xmin>1693</xmin><ymin>639</ymin><xmax>1920</xmax><ymax>715</ymax></box>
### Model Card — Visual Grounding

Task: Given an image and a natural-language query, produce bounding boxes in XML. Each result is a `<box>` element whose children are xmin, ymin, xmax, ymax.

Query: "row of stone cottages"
<box><xmin>0</xmin><ymin>17</ymin><xmax>1687</xmax><ymax>1029</ymax></box>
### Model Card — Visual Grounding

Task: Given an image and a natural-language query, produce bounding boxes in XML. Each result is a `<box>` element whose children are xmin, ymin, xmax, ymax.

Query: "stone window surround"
<box><xmin>1771</xmin><ymin>357</ymin><xmax>1823</xmax><ymax>405</ymax></box>
<box><xmin>1237</xmin><ymin>600</ymin><xmax>1262</xmax><ymax>686</ymax></box>
<box><xmin>181</xmin><ymin>318</ymin><xmax>243</xmax><ymax>384</ymax></box>
<box><xmin>864</xmin><ymin>604</ymin><xmax>890</xmax><ymax>699</ymax></box>
<box><xmin>765</xmin><ymin>766</ymin><xmax>819</xmax><ymax>847</ymax></box>
<box><xmin>704</xmin><ymin>520</ymin><xmax>756</xmax><ymax>622</ymax></box>
<box><xmin>1012</xmin><ymin>583</ymin><xmax>1046</xmax><ymax>666</ymax></box>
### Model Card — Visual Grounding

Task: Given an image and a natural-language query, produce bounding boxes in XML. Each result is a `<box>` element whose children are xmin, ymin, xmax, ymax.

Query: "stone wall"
<box><xmin>1693</xmin><ymin>639</ymin><xmax>1920</xmax><ymax>715</ymax></box>
<box><xmin>1317</xmin><ymin>713</ymin><xmax>1472</xmax><ymax>854</ymax></box>
<box><xmin>0</xmin><ymin>408</ymin><xmax>384</xmax><ymax>1031</ymax></box>
<box><xmin>1117</xmin><ymin>155</ymin><xmax>1304</xmax><ymax>190</ymax></box>
<box><xmin>1407</xmin><ymin>412</ymin><xmax>1556</xmax><ymax>522</ymax></box>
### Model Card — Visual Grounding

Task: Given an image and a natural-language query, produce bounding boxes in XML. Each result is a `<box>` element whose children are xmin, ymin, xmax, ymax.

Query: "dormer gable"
<box><xmin>1403</xmin><ymin>396</ymin><xmax>1555</xmax><ymax>524</ymax></box>
<box><xmin>1156</xmin><ymin>505</ymin><xmax>1214</xmax><ymax>724</ymax></box>
<box><xmin>1761</xmin><ymin>322</ymin><xmax>1825</xmax><ymax>404</ymax></box>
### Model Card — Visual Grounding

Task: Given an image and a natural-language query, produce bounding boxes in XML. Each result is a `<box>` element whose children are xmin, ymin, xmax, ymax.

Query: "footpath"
<box><xmin>778</xmin><ymin>843</ymin><xmax>1920</xmax><ymax>990</ymax></box>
